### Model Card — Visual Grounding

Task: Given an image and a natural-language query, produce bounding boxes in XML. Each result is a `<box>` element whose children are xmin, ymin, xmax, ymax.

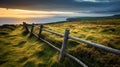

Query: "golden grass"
<box><xmin>0</xmin><ymin>19</ymin><xmax>120</xmax><ymax>67</ymax></box>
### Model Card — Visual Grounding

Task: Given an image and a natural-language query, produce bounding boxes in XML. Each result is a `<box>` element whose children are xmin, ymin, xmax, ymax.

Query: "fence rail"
<box><xmin>43</xmin><ymin>28</ymin><xmax>120</xmax><ymax>55</ymax></box>
<box><xmin>23</xmin><ymin>22</ymin><xmax>120</xmax><ymax>67</ymax></box>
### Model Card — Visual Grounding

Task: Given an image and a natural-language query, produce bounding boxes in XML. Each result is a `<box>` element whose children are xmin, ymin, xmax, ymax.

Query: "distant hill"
<box><xmin>67</xmin><ymin>14</ymin><xmax>120</xmax><ymax>21</ymax></box>
<box><xmin>113</xmin><ymin>14</ymin><xmax>120</xmax><ymax>17</ymax></box>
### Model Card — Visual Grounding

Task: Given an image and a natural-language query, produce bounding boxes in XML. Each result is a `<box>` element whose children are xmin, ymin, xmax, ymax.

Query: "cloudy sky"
<box><xmin>0</xmin><ymin>0</ymin><xmax>120</xmax><ymax>17</ymax></box>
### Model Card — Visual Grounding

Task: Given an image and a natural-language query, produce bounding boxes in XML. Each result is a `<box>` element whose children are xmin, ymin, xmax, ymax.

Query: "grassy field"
<box><xmin>0</xmin><ymin>19</ymin><xmax>120</xmax><ymax>67</ymax></box>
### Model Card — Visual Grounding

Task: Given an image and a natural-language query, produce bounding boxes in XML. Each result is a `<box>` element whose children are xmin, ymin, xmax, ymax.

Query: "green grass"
<box><xmin>0</xmin><ymin>24</ymin><xmax>80</xmax><ymax>67</ymax></box>
<box><xmin>0</xmin><ymin>19</ymin><xmax>120</xmax><ymax>67</ymax></box>
<box><xmin>42</xmin><ymin>19</ymin><xmax>120</xmax><ymax>67</ymax></box>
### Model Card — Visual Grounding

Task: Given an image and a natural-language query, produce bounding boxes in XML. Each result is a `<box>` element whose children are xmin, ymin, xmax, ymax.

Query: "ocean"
<box><xmin>0</xmin><ymin>17</ymin><xmax>67</xmax><ymax>25</ymax></box>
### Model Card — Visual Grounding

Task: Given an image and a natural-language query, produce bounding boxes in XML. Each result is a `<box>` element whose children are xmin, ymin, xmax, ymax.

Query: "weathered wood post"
<box><xmin>59</xmin><ymin>28</ymin><xmax>70</xmax><ymax>62</ymax></box>
<box><xmin>30</xmin><ymin>23</ymin><xmax>34</xmax><ymax>36</ymax></box>
<box><xmin>23</xmin><ymin>22</ymin><xmax>29</xmax><ymax>32</ymax></box>
<box><xmin>38</xmin><ymin>25</ymin><xmax>43</xmax><ymax>37</ymax></box>
<box><xmin>23</xmin><ymin>22</ymin><xmax>25</xmax><ymax>28</ymax></box>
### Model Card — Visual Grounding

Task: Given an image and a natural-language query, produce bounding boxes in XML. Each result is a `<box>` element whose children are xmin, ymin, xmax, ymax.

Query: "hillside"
<box><xmin>67</xmin><ymin>14</ymin><xmax>120</xmax><ymax>21</ymax></box>
<box><xmin>0</xmin><ymin>19</ymin><xmax>120</xmax><ymax>67</ymax></box>
<box><xmin>0</xmin><ymin>24</ymin><xmax>80</xmax><ymax>67</ymax></box>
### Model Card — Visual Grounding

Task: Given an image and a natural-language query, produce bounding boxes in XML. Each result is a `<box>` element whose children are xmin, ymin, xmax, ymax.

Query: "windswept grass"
<box><xmin>0</xmin><ymin>19</ymin><xmax>120</xmax><ymax>67</ymax></box>
<box><xmin>41</xmin><ymin>19</ymin><xmax>120</xmax><ymax>67</ymax></box>
<box><xmin>0</xmin><ymin>24</ymin><xmax>79</xmax><ymax>67</ymax></box>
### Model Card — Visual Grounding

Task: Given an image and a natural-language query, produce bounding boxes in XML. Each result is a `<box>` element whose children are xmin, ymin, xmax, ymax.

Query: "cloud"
<box><xmin>74</xmin><ymin>0</ymin><xmax>120</xmax><ymax>2</ymax></box>
<box><xmin>0</xmin><ymin>0</ymin><xmax>120</xmax><ymax>15</ymax></box>
<box><xmin>74</xmin><ymin>0</ymin><xmax>108</xmax><ymax>2</ymax></box>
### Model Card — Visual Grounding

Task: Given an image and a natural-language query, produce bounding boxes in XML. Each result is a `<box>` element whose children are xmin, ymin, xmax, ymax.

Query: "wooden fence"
<box><xmin>23</xmin><ymin>22</ymin><xmax>120</xmax><ymax>67</ymax></box>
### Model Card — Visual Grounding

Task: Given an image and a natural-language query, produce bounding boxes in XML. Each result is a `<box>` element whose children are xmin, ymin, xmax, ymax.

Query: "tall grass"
<box><xmin>0</xmin><ymin>19</ymin><xmax>120</xmax><ymax>67</ymax></box>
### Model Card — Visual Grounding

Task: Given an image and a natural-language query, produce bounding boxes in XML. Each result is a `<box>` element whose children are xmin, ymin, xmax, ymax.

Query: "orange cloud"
<box><xmin>0</xmin><ymin>8</ymin><xmax>75</xmax><ymax>18</ymax></box>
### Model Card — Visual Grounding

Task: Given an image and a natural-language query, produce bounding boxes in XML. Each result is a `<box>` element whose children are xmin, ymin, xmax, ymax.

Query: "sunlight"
<box><xmin>0</xmin><ymin>8</ymin><xmax>75</xmax><ymax>18</ymax></box>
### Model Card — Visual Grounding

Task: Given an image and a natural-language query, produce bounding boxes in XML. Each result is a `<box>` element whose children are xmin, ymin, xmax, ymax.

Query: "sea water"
<box><xmin>0</xmin><ymin>17</ymin><xmax>66</xmax><ymax>25</ymax></box>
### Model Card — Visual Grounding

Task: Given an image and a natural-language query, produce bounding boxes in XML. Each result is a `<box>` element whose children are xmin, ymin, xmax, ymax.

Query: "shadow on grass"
<box><xmin>49</xmin><ymin>57</ymin><xmax>81</xmax><ymax>67</ymax></box>
<box><xmin>22</xmin><ymin>30</ymin><xmax>29</xmax><ymax>36</ymax></box>
<box><xmin>34</xmin><ymin>50</ymin><xmax>45</xmax><ymax>58</ymax></box>
<box><xmin>37</xmin><ymin>63</ymin><xmax>46</xmax><ymax>67</ymax></box>
<box><xmin>17</xmin><ymin>57</ymin><xmax>28</xmax><ymax>63</ymax></box>
<box><xmin>0</xmin><ymin>32</ymin><xmax>8</xmax><ymax>35</ymax></box>
<box><xmin>67</xmin><ymin>40</ymin><xmax>80</xmax><ymax>49</ymax></box>
<box><xmin>13</xmin><ymin>41</ymin><xmax>26</xmax><ymax>48</ymax></box>
<box><xmin>23</xmin><ymin>61</ymin><xmax>35</xmax><ymax>67</ymax></box>
<box><xmin>0</xmin><ymin>52</ymin><xmax>9</xmax><ymax>65</ymax></box>
<box><xmin>0</xmin><ymin>60</ymin><xmax>8</xmax><ymax>65</ymax></box>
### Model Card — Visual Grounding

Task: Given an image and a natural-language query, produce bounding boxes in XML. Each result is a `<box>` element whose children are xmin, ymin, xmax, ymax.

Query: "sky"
<box><xmin>0</xmin><ymin>0</ymin><xmax>120</xmax><ymax>18</ymax></box>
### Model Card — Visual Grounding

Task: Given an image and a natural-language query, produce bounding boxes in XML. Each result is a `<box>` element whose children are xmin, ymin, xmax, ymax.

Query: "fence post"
<box><xmin>38</xmin><ymin>25</ymin><xmax>43</xmax><ymax>37</ymax></box>
<box><xmin>23</xmin><ymin>22</ymin><xmax>25</xmax><ymax>28</ymax></box>
<box><xmin>23</xmin><ymin>22</ymin><xmax>29</xmax><ymax>32</ymax></box>
<box><xmin>30</xmin><ymin>23</ymin><xmax>34</xmax><ymax>36</ymax></box>
<box><xmin>59</xmin><ymin>28</ymin><xmax>70</xmax><ymax>62</ymax></box>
